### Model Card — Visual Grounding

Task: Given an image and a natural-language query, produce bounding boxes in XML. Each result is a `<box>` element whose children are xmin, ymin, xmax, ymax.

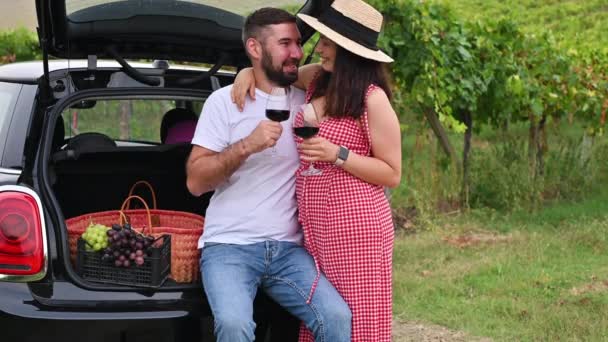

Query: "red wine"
<box><xmin>293</xmin><ymin>126</ymin><xmax>319</xmax><ymax>139</ymax></box>
<box><xmin>266</xmin><ymin>109</ymin><xmax>290</xmax><ymax>122</ymax></box>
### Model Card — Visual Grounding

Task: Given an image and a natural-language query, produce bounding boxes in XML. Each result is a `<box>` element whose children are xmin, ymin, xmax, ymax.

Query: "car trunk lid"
<box><xmin>36</xmin><ymin>0</ymin><xmax>249</xmax><ymax>66</ymax></box>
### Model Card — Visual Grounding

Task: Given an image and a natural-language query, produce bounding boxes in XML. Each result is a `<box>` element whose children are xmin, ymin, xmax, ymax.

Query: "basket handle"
<box><xmin>119</xmin><ymin>195</ymin><xmax>153</xmax><ymax>235</ymax></box>
<box><xmin>127</xmin><ymin>180</ymin><xmax>157</xmax><ymax>209</ymax></box>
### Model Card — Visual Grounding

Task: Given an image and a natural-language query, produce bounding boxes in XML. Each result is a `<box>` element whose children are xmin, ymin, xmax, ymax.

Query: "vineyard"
<box><xmin>1</xmin><ymin>0</ymin><xmax>606</xmax><ymax>216</ymax></box>
<box><xmin>362</xmin><ymin>0</ymin><xmax>608</xmax><ymax>218</ymax></box>
<box><xmin>441</xmin><ymin>0</ymin><xmax>608</xmax><ymax>50</ymax></box>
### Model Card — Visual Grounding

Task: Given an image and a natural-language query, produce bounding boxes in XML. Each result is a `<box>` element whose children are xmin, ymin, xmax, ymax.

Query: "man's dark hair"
<box><xmin>311</xmin><ymin>46</ymin><xmax>393</xmax><ymax>120</ymax></box>
<box><xmin>242</xmin><ymin>8</ymin><xmax>297</xmax><ymax>46</ymax></box>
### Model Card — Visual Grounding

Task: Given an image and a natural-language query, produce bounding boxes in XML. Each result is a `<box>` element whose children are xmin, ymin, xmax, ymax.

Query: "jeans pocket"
<box><xmin>200</xmin><ymin>243</ymin><xmax>221</xmax><ymax>266</ymax></box>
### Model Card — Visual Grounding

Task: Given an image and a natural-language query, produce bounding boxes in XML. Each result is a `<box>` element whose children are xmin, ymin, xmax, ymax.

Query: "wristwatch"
<box><xmin>334</xmin><ymin>146</ymin><xmax>349</xmax><ymax>166</ymax></box>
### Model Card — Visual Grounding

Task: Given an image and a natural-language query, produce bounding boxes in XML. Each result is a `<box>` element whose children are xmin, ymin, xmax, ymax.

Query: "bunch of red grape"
<box><xmin>100</xmin><ymin>223</ymin><xmax>157</xmax><ymax>267</ymax></box>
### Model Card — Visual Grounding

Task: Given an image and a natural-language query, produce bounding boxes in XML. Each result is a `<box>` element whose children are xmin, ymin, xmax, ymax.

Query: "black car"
<box><xmin>0</xmin><ymin>1</ymin><xmax>328</xmax><ymax>341</ymax></box>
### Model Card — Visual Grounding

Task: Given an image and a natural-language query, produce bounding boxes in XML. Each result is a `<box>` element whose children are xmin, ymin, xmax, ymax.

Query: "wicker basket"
<box><xmin>66</xmin><ymin>182</ymin><xmax>204</xmax><ymax>283</ymax></box>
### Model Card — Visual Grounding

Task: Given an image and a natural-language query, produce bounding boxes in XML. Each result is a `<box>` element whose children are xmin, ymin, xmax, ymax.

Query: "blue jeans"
<box><xmin>201</xmin><ymin>241</ymin><xmax>351</xmax><ymax>342</ymax></box>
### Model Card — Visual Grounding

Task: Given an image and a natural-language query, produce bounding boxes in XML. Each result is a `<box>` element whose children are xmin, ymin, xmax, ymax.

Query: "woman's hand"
<box><xmin>230</xmin><ymin>67</ymin><xmax>256</xmax><ymax>111</ymax></box>
<box><xmin>298</xmin><ymin>136</ymin><xmax>340</xmax><ymax>163</ymax></box>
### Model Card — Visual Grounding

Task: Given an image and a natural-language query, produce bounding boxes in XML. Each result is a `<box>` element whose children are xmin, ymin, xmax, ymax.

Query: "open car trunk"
<box><xmin>43</xmin><ymin>82</ymin><xmax>217</xmax><ymax>288</ymax></box>
<box><xmin>52</xmin><ymin>142</ymin><xmax>212</xmax><ymax>288</ymax></box>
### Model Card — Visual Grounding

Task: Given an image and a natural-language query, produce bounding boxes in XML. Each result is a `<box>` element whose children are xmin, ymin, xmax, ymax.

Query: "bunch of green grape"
<box><xmin>81</xmin><ymin>223</ymin><xmax>110</xmax><ymax>251</ymax></box>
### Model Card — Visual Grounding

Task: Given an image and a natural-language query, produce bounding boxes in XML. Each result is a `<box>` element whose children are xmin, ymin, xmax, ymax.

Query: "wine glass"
<box><xmin>294</xmin><ymin>104</ymin><xmax>322</xmax><ymax>176</ymax></box>
<box><xmin>265</xmin><ymin>87</ymin><xmax>291</xmax><ymax>156</ymax></box>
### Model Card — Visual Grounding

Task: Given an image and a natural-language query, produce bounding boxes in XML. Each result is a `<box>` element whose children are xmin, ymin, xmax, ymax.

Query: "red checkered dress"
<box><xmin>296</xmin><ymin>83</ymin><xmax>395</xmax><ymax>342</ymax></box>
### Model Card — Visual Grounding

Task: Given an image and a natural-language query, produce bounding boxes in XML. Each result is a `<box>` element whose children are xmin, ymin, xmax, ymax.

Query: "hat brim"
<box><xmin>297</xmin><ymin>13</ymin><xmax>394</xmax><ymax>63</ymax></box>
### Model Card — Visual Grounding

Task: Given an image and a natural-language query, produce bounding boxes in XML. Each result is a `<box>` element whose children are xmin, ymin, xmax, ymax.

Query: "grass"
<box><xmin>436</xmin><ymin>0</ymin><xmax>608</xmax><ymax>51</ymax></box>
<box><xmin>392</xmin><ymin>190</ymin><xmax>608</xmax><ymax>341</ymax></box>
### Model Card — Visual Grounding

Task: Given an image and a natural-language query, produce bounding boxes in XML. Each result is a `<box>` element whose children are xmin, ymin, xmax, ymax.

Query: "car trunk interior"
<box><xmin>51</xmin><ymin>143</ymin><xmax>212</xmax><ymax>220</ymax></box>
<box><xmin>46</xmin><ymin>91</ymin><xmax>214</xmax><ymax>288</ymax></box>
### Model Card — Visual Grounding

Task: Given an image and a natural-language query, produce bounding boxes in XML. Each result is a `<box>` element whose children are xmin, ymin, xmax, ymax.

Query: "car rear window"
<box><xmin>61</xmin><ymin>98</ymin><xmax>204</xmax><ymax>145</ymax></box>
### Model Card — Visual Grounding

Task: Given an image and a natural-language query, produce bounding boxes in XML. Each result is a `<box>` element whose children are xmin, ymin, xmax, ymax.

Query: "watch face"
<box><xmin>339</xmin><ymin>146</ymin><xmax>349</xmax><ymax>161</ymax></box>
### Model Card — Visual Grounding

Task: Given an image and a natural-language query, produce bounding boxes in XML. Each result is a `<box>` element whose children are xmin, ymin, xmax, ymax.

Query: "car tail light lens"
<box><xmin>0</xmin><ymin>188</ymin><xmax>46</xmax><ymax>279</ymax></box>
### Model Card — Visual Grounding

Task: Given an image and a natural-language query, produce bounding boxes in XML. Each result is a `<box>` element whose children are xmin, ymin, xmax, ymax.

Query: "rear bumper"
<box><xmin>0</xmin><ymin>281</ymin><xmax>211</xmax><ymax>341</ymax></box>
<box><xmin>0</xmin><ymin>281</ymin><xmax>209</xmax><ymax>320</ymax></box>
<box><xmin>1</xmin><ymin>315</ymin><xmax>208</xmax><ymax>342</ymax></box>
<box><xmin>1</xmin><ymin>281</ymin><xmax>300</xmax><ymax>341</ymax></box>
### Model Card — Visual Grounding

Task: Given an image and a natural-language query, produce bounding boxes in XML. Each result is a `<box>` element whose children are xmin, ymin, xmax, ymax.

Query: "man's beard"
<box><xmin>261</xmin><ymin>49</ymin><xmax>299</xmax><ymax>87</ymax></box>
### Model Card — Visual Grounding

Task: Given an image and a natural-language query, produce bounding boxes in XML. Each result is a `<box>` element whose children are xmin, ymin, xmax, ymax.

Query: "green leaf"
<box><xmin>531</xmin><ymin>99</ymin><xmax>544</xmax><ymax>116</ymax></box>
<box><xmin>457</xmin><ymin>46</ymin><xmax>472</xmax><ymax>60</ymax></box>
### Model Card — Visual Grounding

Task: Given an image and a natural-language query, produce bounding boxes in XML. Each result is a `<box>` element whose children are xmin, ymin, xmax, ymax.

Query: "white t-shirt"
<box><xmin>192</xmin><ymin>85</ymin><xmax>306</xmax><ymax>248</ymax></box>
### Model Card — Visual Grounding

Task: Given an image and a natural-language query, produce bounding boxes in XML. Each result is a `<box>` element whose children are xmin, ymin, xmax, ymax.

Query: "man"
<box><xmin>186</xmin><ymin>8</ymin><xmax>351</xmax><ymax>342</ymax></box>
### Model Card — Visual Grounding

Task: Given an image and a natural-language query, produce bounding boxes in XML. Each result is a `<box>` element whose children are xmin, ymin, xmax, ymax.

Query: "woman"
<box><xmin>232</xmin><ymin>0</ymin><xmax>401</xmax><ymax>340</ymax></box>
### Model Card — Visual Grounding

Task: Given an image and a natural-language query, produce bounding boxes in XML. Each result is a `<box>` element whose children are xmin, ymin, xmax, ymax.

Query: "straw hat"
<box><xmin>297</xmin><ymin>0</ymin><xmax>393</xmax><ymax>63</ymax></box>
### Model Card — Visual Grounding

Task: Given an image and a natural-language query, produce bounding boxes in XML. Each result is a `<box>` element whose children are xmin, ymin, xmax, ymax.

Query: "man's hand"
<box><xmin>243</xmin><ymin>120</ymin><xmax>283</xmax><ymax>153</ymax></box>
<box><xmin>187</xmin><ymin>120</ymin><xmax>283</xmax><ymax>196</ymax></box>
<box><xmin>230</xmin><ymin>67</ymin><xmax>256</xmax><ymax>112</ymax></box>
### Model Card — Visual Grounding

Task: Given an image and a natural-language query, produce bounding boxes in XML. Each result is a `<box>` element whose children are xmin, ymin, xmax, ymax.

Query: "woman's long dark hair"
<box><xmin>310</xmin><ymin>45</ymin><xmax>392</xmax><ymax>119</ymax></box>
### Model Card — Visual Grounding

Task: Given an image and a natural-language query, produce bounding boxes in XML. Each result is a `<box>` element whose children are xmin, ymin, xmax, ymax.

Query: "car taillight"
<box><xmin>0</xmin><ymin>188</ymin><xmax>46</xmax><ymax>278</ymax></box>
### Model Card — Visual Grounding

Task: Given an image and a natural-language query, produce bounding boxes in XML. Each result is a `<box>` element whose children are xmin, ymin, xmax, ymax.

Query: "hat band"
<box><xmin>317</xmin><ymin>6</ymin><xmax>380</xmax><ymax>51</ymax></box>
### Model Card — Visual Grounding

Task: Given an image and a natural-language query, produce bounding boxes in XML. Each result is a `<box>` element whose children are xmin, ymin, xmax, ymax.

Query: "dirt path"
<box><xmin>392</xmin><ymin>320</ymin><xmax>492</xmax><ymax>342</ymax></box>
